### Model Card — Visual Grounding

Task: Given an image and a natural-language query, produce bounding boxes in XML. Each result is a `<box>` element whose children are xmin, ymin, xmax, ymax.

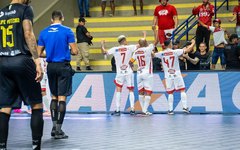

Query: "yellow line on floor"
<box><xmin>88</xmin><ymin>1</ymin><xmax>237</xmax><ymax>12</ymax></box>
<box><xmin>74</xmin><ymin>13</ymin><xmax>235</xmax><ymax>23</ymax></box>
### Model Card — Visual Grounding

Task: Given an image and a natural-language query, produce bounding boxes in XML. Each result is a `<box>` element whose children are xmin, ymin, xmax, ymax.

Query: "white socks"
<box><xmin>116</xmin><ymin>92</ymin><xmax>121</xmax><ymax>112</ymax></box>
<box><xmin>139</xmin><ymin>95</ymin><xmax>144</xmax><ymax>112</ymax></box>
<box><xmin>43</xmin><ymin>95</ymin><xmax>50</xmax><ymax>111</ymax></box>
<box><xmin>129</xmin><ymin>92</ymin><xmax>135</xmax><ymax>110</ymax></box>
<box><xmin>168</xmin><ymin>94</ymin><xmax>174</xmax><ymax>111</ymax></box>
<box><xmin>143</xmin><ymin>96</ymin><xmax>151</xmax><ymax>113</ymax></box>
<box><xmin>181</xmin><ymin>92</ymin><xmax>188</xmax><ymax>109</ymax></box>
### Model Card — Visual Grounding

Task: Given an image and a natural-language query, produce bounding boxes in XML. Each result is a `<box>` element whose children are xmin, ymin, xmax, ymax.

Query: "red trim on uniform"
<box><xmin>145</xmin><ymin>89</ymin><xmax>153</xmax><ymax>95</ymax></box>
<box><xmin>127</xmin><ymin>86</ymin><xmax>134</xmax><ymax>90</ymax></box>
<box><xmin>41</xmin><ymin>88</ymin><xmax>46</xmax><ymax>92</ymax></box>
<box><xmin>138</xmin><ymin>88</ymin><xmax>145</xmax><ymax>93</ymax></box>
<box><xmin>167</xmin><ymin>90</ymin><xmax>175</xmax><ymax>94</ymax></box>
<box><xmin>176</xmin><ymin>88</ymin><xmax>185</xmax><ymax>92</ymax></box>
<box><xmin>114</xmin><ymin>80</ymin><xmax>123</xmax><ymax>88</ymax></box>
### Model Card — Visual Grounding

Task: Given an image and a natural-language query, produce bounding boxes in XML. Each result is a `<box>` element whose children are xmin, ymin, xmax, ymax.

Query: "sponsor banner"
<box><xmin>66</xmin><ymin>72</ymin><xmax>240</xmax><ymax>113</ymax></box>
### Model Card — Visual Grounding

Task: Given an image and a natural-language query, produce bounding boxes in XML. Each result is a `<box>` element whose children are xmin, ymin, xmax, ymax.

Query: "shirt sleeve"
<box><xmin>192</xmin><ymin>6</ymin><xmax>200</xmax><ymax>15</ymax></box>
<box><xmin>154</xmin><ymin>6</ymin><xmax>159</xmax><ymax>16</ymax></box>
<box><xmin>128</xmin><ymin>45</ymin><xmax>137</xmax><ymax>53</ymax></box>
<box><xmin>37</xmin><ymin>32</ymin><xmax>45</xmax><ymax>47</ymax></box>
<box><xmin>67</xmin><ymin>28</ymin><xmax>76</xmax><ymax>43</ymax></box>
<box><xmin>174</xmin><ymin>49</ymin><xmax>184</xmax><ymax>56</ymax></box>
<box><xmin>208</xmin><ymin>26</ymin><xmax>215</xmax><ymax>32</ymax></box>
<box><xmin>107</xmin><ymin>47</ymin><xmax>116</xmax><ymax>55</ymax></box>
<box><xmin>155</xmin><ymin>52</ymin><xmax>163</xmax><ymax>59</ymax></box>
<box><xmin>23</xmin><ymin>6</ymin><xmax>34</xmax><ymax>22</ymax></box>
<box><xmin>233</xmin><ymin>6</ymin><xmax>238</xmax><ymax>14</ymax></box>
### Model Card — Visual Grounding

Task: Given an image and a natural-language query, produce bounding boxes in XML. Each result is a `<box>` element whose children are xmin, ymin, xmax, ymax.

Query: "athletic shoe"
<box><xmin>54</xmin><ymin>130</ymin><xmax>68</xmax><ymax>139</ymax></box>
<box><xmin>142</xmin><ymin>111</ymin><xmax>152</xmax><ymax>116</ymax></box>
<box><xmin>183</xmin><ymin>108</ymin><xmax>190</xmax><ymax>114</ymax></box>
<box><xmin>76</xmin><ymin>66</ymin><xmax>81</xmax><ymax>71</ymax></box>
<box><xmin>130</xmin><ymin>110</ymin><xmax>136</xmax><ymax>115</ymax></box>
<box><xmin>86</xmin><ymin>66</ymin><xmax>93</xmax><ymax>70</ymax></box>
<box><xmin>168</xmin><ymin>110</ymin><xmax>174</xmax><ymax>115</ymax></box>
<box><xmin>51</xmin><ymin>127</ymin><xmax>56</xmax><ymax>137</ymax></box>
<box><xmin>111</xmin><ymin>110</ymin><xmax>120</xmax><ymax>116</ymax></box>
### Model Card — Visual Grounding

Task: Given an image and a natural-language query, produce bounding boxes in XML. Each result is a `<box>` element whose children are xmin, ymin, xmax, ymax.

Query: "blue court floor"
<box><xmin>7</xmin><ymin>114</ymin><xmax>240</xmax><ymax>150</ymax></box>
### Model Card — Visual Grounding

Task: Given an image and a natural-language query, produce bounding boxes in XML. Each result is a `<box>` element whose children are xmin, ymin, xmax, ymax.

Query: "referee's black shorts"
<box><xmin>0</xmin><ymin>55</ymin><xmax>42</xmax><ymax>109</ymax></box>
<box><xmin>47</xmin><ymin>62</ymin><xmax>74</xmax><ymax>97</ymax></box>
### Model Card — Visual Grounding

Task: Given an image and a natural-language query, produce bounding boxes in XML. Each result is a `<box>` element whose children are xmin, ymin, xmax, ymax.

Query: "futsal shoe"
<box><xmin>168</xmin><ymin>110</ymin><xmax>174</xmax><ymax>115</ymax></box>
<box><xmin>130</xmin><ymin>110</ymin><xmax>136</xmax><ymax>115</ymax></box>
<box><xmin>111</xmin><ymin>110</ymin><xmax>120</xmax><ymax>116</ymax></box>
<box><xmin>142</xmin><ymin>111</ymin><xmax>152</xmax><ymax>116</ymax></box>
<box><xmin>183</xmin><ymin>108</ymin><xmax>190</xmax><ymax>114</ymax></box>
<box><xmin>55</xmin><ymin>130</ymin><xmax>69</xmax><ymax>139</ymax></box>
<box><xmin>51</xmin><ymin>127</ymin><xmax>56</xmax><ymax>137</ymax></box>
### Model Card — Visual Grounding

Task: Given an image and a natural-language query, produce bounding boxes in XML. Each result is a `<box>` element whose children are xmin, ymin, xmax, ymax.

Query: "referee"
<box><xmin>0</xmin><ymin>0</ymin><xmax>44</xmax><ymax>150</ymax></box>
<box><xmin>37</xmin><ymin>10</ymin><xmax>78</xmax><ymax>139</ymax></box>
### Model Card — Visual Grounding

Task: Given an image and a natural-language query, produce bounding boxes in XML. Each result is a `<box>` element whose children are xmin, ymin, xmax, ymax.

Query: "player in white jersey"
<box><xmin>40</xmin><ymin>58</ymin><xmax>51</xmax><ymax>115</ymax></box>
<box><xmin>155</xmin><ymin>39</ymin><xmax>195</xmax><ymax>114</ymax></box>
<box><xmin>130</xmin><ymin>37</ymin><xmax>155</xmax><ymax>116</ymax></box>
<box><xmin>101</xmin><ymin>35</ymin><xmax>138</xmax><ymax>116</ymax></box>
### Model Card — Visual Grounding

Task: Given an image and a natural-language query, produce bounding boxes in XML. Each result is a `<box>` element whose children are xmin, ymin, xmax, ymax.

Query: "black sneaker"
<box><xmin>111</xmin><ymin>110</ymin><xmax>120</xmax><ymax>116</ymax></box>
<box><xmin>130</xmin><ymin>110</ymin><xmax>136</xmax><ymax>115</ymax></box>
<box><xmin>76</xmin><ymin>66</ymin><xmax>81</xmax><ymax>71</ymax></box>
<box><xmin>86</xmin><ymin>66</ymin><xmax>93</xmax><ymax>70</ymax></box>
<box><xmin>168</xmin><ymin>110</ymin><xmax>174</xmax><ymax>115</ymax></box>
<box><xmin>51</xmin><ymin>127</ymin><xmax>56</xmax><ymax>137</ymax></box>
<box><xmin>54</xmin><ymin>130</ymin><xmax>68</xmax><ymax>139</ymax></box>
<box><xmin>183</xmin><ymin>108</ymin><xmax>190</xmax><ymax>114</ymax></box>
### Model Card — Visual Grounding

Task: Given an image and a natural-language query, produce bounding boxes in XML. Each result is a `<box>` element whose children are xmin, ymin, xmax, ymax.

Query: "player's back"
<box><xmin>156</xmin><ymin>48</ymin><xmax>183</xmax><ymax>78</ymax></box>
<box><xmin>0</xmin><ymin>3</ymin><xmax>32</xmax><ymax>56</ymax></box>
<box><xmin>133</xmin><ymin>44</ymin><xmax>154</xmax><ymax>74</ymax></box>
<box><xmin>108</xmin><ymin>45</ymin><xmax>137</xmax><ymax>74</ymax></box>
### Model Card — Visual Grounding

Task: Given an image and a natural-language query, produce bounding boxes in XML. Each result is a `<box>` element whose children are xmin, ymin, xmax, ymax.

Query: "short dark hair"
<box><xmin>164</xmin><ymin>40</ymin><xmax>171</xmax><ymax>47</ymax></box>
<box><xmin>199</xmin><ymin>42</ymin><xmax>206</xmax><ymax>46</ymax></box>
<box><xmin>52</xmin><ymin>10</ymin><xmax>63</xmax><ymax>20</ymax></box>
<box><xmin>229</xmin><ymin>34</ymin><xmax>238</xmax><ymax>42</ymax></box>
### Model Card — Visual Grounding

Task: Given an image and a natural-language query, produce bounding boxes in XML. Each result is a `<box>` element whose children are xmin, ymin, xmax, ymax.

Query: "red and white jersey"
<box><xmin>208</xmin><ymin>26</ymin><xmax>227</xmax><ymax>46</ymax></box>
<box><xmin>192</xmin><ymin>3</ymin><xmax>214</xmax><ymax>26</ymax></box>
<box><xmin>233</xmin><ymin>6</ymin><xmax>240</xmax><ymax>26</ymax></box>
<box><xmin>154</xmin><ymin>4</ymin><xmax>178</xmax><ymax>30</ymax></box>
<box><xmin>155</xmin><ymin>48</ymin><xmax>184</xmax><ymax>78</ymax></box>
<box><xmin>131</xmin><ymin>44</ymin><xmax>154</xmax><ymax>74</ymax></box>
<box><xmin>107</xmin><ymin>45</ymin><xmax>137</xmax><ymax>74</ymax></box>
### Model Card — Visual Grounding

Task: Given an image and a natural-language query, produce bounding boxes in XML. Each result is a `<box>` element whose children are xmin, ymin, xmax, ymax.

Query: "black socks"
<box><xmin>0</xmin><ymin>112</ymin><xmax>10</xmax><ymax>149</ymax></box>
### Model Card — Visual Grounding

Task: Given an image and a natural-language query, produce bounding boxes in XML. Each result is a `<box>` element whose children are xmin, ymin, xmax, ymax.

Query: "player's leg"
<box><xmin>0</xmin><ymin>108</ymin><xmax>11</xmax><ymax>150</ymax></box>
<box><xmin>165</xmin><ymin>78</ymin><xmax>175</xmax><ymax>114</ymax></box>
<box><xmin>174</xmin><ymin>76</ymin><xmax>190</xmax><ymax>113</ymax></box>
<box><xmin>101</xmin><ymin>0</ymin><xmax>107</xmax><ymax>17</ymax></box>
<box><xmin>127</xmin><ymin>73</ymin><xmax>135</xmax><ymax>114</ymax></box>
<box><xmin>110</xmin><ymin>0</ymin><xmax>115</xmax><ymax>16</ymax></box>
<box><xmin>54</xmin><ymin>62</ymin><xmax>74</xmax><ymax>139</ymax></box>
<box><xmin>139</xmin><ymin>0</ymin><xmax>143</xmax><ymax>15</ymax></box>
<box><xmin>113</xmin><ymin>74</ymin><xmax>123</xmax><ymax>115</ymax></box>
<box><xmin>132</xmin><ymin>0</ymin><xmax>137</xmax><ymax>15</ymax></box>
<box><xmin>137</xmin><ymin>74</ymin><xmax>145</xmax><ymax>112</ymax></box>
<box><xmin>142</xmin><ymin>74</ymin><xmax>153</xmax><ymax>115</ymax></box>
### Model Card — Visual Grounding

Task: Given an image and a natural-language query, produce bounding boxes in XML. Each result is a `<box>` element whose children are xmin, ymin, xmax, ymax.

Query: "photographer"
<box><xmin>76</xmin><ymin>17</ymin><xmax>93</xmax><ymax>71</ymax></box>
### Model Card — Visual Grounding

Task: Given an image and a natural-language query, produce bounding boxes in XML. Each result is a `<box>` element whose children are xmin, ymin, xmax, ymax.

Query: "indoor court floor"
<box><xmin>7</xmin><ymin>113</ymin><xmax>240</xmax><ymax>150</ymax></box>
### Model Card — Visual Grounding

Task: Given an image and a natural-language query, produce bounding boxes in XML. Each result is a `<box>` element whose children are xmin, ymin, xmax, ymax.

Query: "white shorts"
<box><xmin>165</xmin><ymin>76</ymin><xmax>185</xmax><ymax>94</ymax></box>
<box><xmin>114</xmin><ymin>73</ymin><xmax>134</xmax><ymax>90</ymax></box>
<box><xmin>137</xmin><ymin>73</ymin><xmax>153</xmax><ymax>94</ymax></box>
<box><xmin>40</xmin><ymin>73</ymin><xmax>48</xmax><ymax>91</ymax></box>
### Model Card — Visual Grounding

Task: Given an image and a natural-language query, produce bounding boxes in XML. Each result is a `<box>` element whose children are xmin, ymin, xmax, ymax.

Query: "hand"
<box><xmin>229</xmin><ymin>18</ymin><xmax>233</xmax><ymax>22</ymax></box>
<box><xmin>152</xmin><ymin>25</ymin><xmax>156</xmax><ymax>31</ymax></box>
<box><xmin>34</xmin><ymin>58</ymin><xmax>43</xmax><ymax>83</ymax></box>
<box><xmin>182</xmin><ymin>54</ymin><xmax>189</xmax><ymax>60</ymax></box>
<box><xmin>191</xmin><ymin>39</ymin><xmax>195</xmax><ymax>44</ymax></box>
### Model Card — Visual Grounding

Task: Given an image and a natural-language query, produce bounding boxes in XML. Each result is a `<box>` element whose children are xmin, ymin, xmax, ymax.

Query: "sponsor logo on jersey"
<box><xmin>164</xmin><ymin>52</ymin><xmax>173</xmax><ymax>56</ymax></box>
<box><xmin>158</xmin><ymin>9</ymin><xmax>168</xmax><ymax>16</ymax></box>
<box><xmin>117</xmin><ymin>47</ymin><xmax>127</xmax><ymax>52</ymax></box>
<box><xmin>136</xmin><ymin>51</ymin><xmax>144</xmax><ymax>54</ymax></box>
<box><xmin>5</xmin><ymin>10</ymin><xmax>16</xmax><ymax>16</ymax></box>
<box><xmin>49</xmin><ymin>28</ymin><xmax>59</xmax><ymax>32</ymax></box>
<box><xmin>199</xmin><ymin>12</ymin><xmax>210</xmax><ymax>17</ymax></box>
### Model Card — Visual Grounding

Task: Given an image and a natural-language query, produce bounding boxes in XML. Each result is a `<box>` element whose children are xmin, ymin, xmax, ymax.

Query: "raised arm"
<box><xmin>183</xmin><ymin>39</ymin><xmax>196</xmax><ymax>53</ymax></box>
<box><xmin>101</xmin><ymin>40</ymin><xmax>108</xmax><ymax>54</ymax></box>
<box><xmin>23</xmin><ymin>19</ymin><xmax>43</xmax><ymax>82</ymax></box>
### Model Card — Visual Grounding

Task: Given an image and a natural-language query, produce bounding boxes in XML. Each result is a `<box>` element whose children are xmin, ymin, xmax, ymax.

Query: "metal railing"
<box><xmin>171</xmin><ymin>0</ymin><xmax>229</xmax><ymax>43</ymax></box>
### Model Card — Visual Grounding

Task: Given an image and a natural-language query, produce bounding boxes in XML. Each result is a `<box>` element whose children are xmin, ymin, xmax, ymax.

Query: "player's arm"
<box><xmin>37</xmin><ymin>46</ymin><xmax>46</xmax><ymax>58</ymax></box>
<box><xmin>101</xmin><ymin>40</ymin><xmax>108</xmax><ymax>54</ymax></box>
<box><xmin>69</xmin><ymin>43</ymin><xmax>78</xmax><ymax>55</ymax></box>
<box><xmin>229</xmin><ymin>14</ymin><xmax>236</xmax><ymax>22</ymax></box>
<box><xmin>23</xmin><ymin>19</ymin><xmax>43</xmax><ymax>82</ymax></box>
<box><xmin>183</xmin><ymin>54</ymin><xmax>199</xmax><ymax>65</ymax></box>
<box><xmin>173</xmin><ymin>15</ymin><xmax>178</xmax><ymax>29</ymax></box>
<box><xmin>198</xmin><ymin>20</ymin><xmax>208</xmax><ymax>29</ymax></box>
<box><xmin>129</xmin><ymin>58</ymin><xmax>135</xmax><ymax>70</ymax></box>
<box><xmin>152</xmin><ymin>16</ymin><xmax>158</xmax><ymax>31</ymax></box>
<box><xmin>183</xmin><ymin>39</ymin><xmax>196</xmax><ymax>53</ymax></box>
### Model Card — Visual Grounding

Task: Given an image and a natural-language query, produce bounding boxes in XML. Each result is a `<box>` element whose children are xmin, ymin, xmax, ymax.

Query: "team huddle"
<box><xmin>101</xmin><ymin>32</ymin><xmax>195</xmax><ymax>116</ymax></box>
